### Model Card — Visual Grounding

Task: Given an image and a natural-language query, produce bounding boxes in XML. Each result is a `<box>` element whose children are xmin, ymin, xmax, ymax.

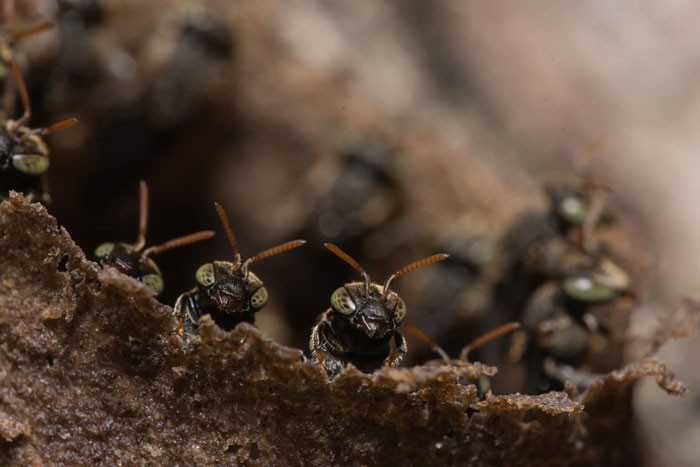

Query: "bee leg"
<box><xmin>173</xmin><ymin>291</ymin><xmax>201</xmax><ymax>339</ymax></box>
<box><xmin>383</xmin><ymin>330</ymin><xmax>407</xmax><ymax>368</ymax></box>
<box><xmin>309</xmin><ymin>314</ymin><xmax>345</xmax><ymax>377</ymax></box>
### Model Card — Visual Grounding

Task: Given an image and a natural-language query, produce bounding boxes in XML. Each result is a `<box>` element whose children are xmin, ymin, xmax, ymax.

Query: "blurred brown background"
<box><xmin>5</xmin><ymin>1</ymin><xmax>699</xmax><ymax>465</ymax></box>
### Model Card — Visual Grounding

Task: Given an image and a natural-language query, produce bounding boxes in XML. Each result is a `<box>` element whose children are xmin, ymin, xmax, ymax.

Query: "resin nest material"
<box><xmin>0</xmin><ymin>194</ymin><xmax>688</xmax><ymax>466</ymax></box>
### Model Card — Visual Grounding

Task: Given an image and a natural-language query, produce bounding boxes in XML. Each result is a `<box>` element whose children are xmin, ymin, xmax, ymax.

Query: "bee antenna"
<box><xmin>403</xmin><ymin>323</ymin><xmax>450</xmax><ymax>364</ymax></box>
<box><xmin>324</xmin><ymin>243</ymin><xmax>371</xmax><ymax>292</ymax></box>
<box><xmin>383</xmin><ymin>253</ymin><xmax>449</xmax><ymax>297</ymax></box>
<box><xmin>459</xmin><ymin>322</ymin><xmax>521</xmax><ymax>361</ymax></box>
<box><xmin>36</xmin><ymin>117</ymin><xmax>79</xmax><ymax>136</ymax></box>
<box><xmin>246</xmin><ymin>240</ymin><xmax>306</xmax><ymax>266</ymax></box>
<box><xmin>143</xmin><ymin>231</ymin><xmax>216</xmax><ymax>257</ymax></box>
<box><xmin>133</xmin><ymin>181</ymin><xmax>149</xmax><ymax>250</ymax></box>
<box><xmin>214</xmin><ymin>202</ymin><xmax>241</xmax><ymax>263</ymax></box>
<box><xmin>9</xmin><ymin>20</ymin><xmax>54</xmax><ymax>44</ymax></box>
<box><xmin>6</xmin><ymin>55</ymin><xmax>31</xmax><ymax>126</ymax></box>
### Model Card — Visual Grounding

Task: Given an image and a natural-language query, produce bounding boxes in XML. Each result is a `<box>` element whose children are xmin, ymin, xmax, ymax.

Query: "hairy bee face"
<box><xmin>330</xmin><ymin>282</ymin><xmax>406</xmax><ymax>339</ymax></box>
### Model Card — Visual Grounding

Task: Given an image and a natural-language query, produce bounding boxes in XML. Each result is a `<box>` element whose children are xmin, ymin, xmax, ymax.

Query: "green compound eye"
<box><xmin>12</xmin><ymin>154</ymin><xmax>49</xmax><ymax>175</ymax></box>
<box><xmin>95</xmin><ymin>242</ymin><xmax>115</xmax><ymax>258</ymax></box>
<box><xmin>393</xmin><ymin>297</ymin><xmax>407</xmax><ymax>324</ymax></box>
<box><xmin>142</xmin><ymin>273</ymin><xmax>164</xmax><ymax>295</ymax></box>
<box><xmin>250</xmin><ymin>286</ymin><xmax>268</xmax><ymax>310</ymax></box>
<box><xmin>331</xmin><ymin>287</ymin><xmax>355</xmax><ymax>315</ymax></box>
<box><xmin>558</xmin><ymin>195</ymin><xmax>587</xmax><ymax>226</ymax></box>
<box><xmin>563</xmin><ymin>276</ymin><xmax>616</xmax><ymax>303</ymax></box>
<box><xmin>195</xmin><ymin>263</ymin><xmax>215</xmax><ymax>287</ymax></box>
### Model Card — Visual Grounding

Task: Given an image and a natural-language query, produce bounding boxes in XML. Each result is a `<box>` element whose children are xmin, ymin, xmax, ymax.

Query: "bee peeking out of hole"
<box><xmin>0</xmin><ymin>20</ymin><xmax>78</xmax><ymax>203</ymax></box>
<box><xmin>309</xmin><ymin>243</ymin><xmax>449</xmax><ymax>377</ymax></box>
<box><xmin>94</xmin><ymin>181</ymin><xmax>215</xmax><ymax>296</ymax></box>
<box><xmin>173</xmin><ymin>203</ymin><xmax>306</xmax><ymax>337</ymax></box>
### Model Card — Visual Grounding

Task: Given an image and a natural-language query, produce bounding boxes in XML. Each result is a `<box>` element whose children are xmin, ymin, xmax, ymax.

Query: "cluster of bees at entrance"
<box><xmin>0</xmin><ymin>6</ymin><xmax>635</xmax><ymax>395</ymax></box>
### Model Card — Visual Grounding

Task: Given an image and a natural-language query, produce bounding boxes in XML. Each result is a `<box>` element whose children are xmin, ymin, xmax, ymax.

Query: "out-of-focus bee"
<box><xmin>498</xmin><ymin>176</ymin><xmax>612</xmax><ymax>318</ymax></box>
<box><xmin>146</xmin><ymin>3</ymin><xmax>235</xmax><ymax>130</ymax></box>
<box><xmin>54</xmin><ymin>0</ymin><xmax>105</xmax><ymax>87</ymax></box>
<box><xmin>502</xmin><ymin>177</ymin><xmax>635</xmax><ymax>393</ymax></box>
<box><xmin>174</xmin><ymin>203</ymin><xmax>305</xmax><ymax>337</ymax></box>
<box><xmin>512</xmin><ymin>253</ymin><xmax>634</xmax><ymax>393</ymax></box>
<box><xmin>307</xmin><ymin>138</ymin><xmax>404</xmax><ymax>245</ymax></box>
<box><xmin>0</xmin><ymin>50</ymin><xmax>77</xmax><ymax>203</ymax></box>
<box><xmin>94</xmin><ymin>181</ymin><xmax>215</xmax><ymax>296</ymax></box>
<box><xmin>406</xmin><ymin>230</ymin><xmax>497</xmax><ymax>363</ymax></box>
<box><xmin>310</xmin><ymin>243</ymin><xmax>447</xmax><ymax>377</ymax></box>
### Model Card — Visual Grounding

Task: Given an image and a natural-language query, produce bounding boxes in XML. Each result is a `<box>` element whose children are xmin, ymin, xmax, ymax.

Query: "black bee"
<box><xmin>0</xmin><ymin>21</ymin><xmax>77</xmax><ymax>203</ymax></box>
<box><xmin>504</xmin><ymin>177</ymin><xmax>611</xmax><ymax>276</ymax></box>
<box><xmin>497</xmin><ymin>177</ymin><xmax>613</xmax><ymax>323</ymax></box>
<box><xmin>53</xmin><ymin>0</ymin><xmax>105</xmax><ymax>91</ymax></box>
<box><xmin>407</xmin><ymin>232</ymin><xmax>497</xmax><ymax>364</ymax></box>
<box><xmin>513</xmin><ymin>254</ymin><xmax>632</xmax><ymax>393</ymax></box>
<box><xmin>307</xmin><ymin>138</ymin><xmax>404</xmax><ymax>244</ymax></box>
<box><xmin>94</xmin><ymin>181</ymin><xmax>215</xmax><ymax>296</ymax></box>
<box><xmin>147</xmin><ymin>3</ymin><xmax>235</xmax><ymax>130</ymax></box>
<box><xmin>497</xmin><ymin>175</ymin><xmax>635</xmax><ymax>393</ymax></box>
<box><xmin>174</xmin><ymin>203</ymin><xmax>305</xmax><ymax>336</ymax></box>
<box><xmin>310</xmin><ymin>243</ymin><xmax>448</xmax><ymax>377</ymax></box>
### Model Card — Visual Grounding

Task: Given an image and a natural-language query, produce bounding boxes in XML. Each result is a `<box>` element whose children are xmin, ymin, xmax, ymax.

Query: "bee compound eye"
<box><xmin>331</xmin><ymin>287</ymin><xmax>355</xmax><ymax>315</ymax></box>
<box><xmin>563</xmin><ymin>276</ymin><xmax>615</xmax><ymax>303</ymax></box>
<box><xmin>142</xmin><ymin>274</ymin><xmax>164</xmax><ymax>295</ymax></box>
<box><xmin>94</xmin><ymin>242</ymin><xmax>115</xmax><ymax>258</ymax></box>
<box><xmin>559</xmin><ymin>195</ymin><xmax>587</xmax><ymax>225</ymax></box>
<box><xmin>250</xmin><ymin>286</ymin><xmax>268</xmax><ymax>310</ymax></box>
<box><xmin>12</xmin><ymin>154</ymin><xmax>49</xmax><ymax>175</ymax></box>
<box><xmin>195</xmin><ymin>263</ymin><xmax>216</xmax><ymax>286</ymax></box>
<box><xmin>393</xmin><ymin>297</ymin><xmax>407</xmax><ymax>323</ymax></box>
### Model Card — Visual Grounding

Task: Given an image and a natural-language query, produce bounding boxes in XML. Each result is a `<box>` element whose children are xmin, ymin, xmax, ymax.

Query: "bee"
<box><xmin>307</xmin><ymin>138</ymin><xmax>403</xmax><ymax>244</ymax></box>
<box><xmin>147</xmin><ymin>2</ymin><xmax>235</xmax><ymax>129</ymax></box>
<box><xmin>498</xmin><ymin>175</ymin><xmax>634</xmax><ymax>393</ymax></box>
<box><xmin>54</xmin><ymin>0</ymin><xmax>105</xmax><ymax>87</ymax></box>
<box><xmin>407</xmin><ymin>320</ymin><xmax>520</xmax><ymax>398</ymax></box>
<box><xmin>498</xmin><ymin>177</ymin><xmax>613</xmax><ymax>323</ymax></box>
<box><xmin>174</xmin><ymin>202</ymin><xmax>306</xmax><ymax>336</ymax></box>
<box><xmin>0</xmin><ymin>47</ymin><xmax>78</xmax><ymax>203</ymax></box>
<box><xmin>407</xmin><ymin>232</ymin><xmax>497</xmax><ymax>364</ymax></box>
<box><xmin>513</xmin><ymin>254</ymin><xmax>632</xmax><ymax>393</ymax></box>
<box><xmin>309</xmin><ymin>243</ymin><xmax>448</xmax><ymax>377</ymax></box>
<box><xmin>94</xmin><ymin>181</ymin><xmax>215</xmax><ymax>296</ymax></box>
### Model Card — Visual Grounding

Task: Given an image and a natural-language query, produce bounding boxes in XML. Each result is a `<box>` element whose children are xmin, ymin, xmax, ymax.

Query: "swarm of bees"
<box><xmin>0</xmin><ymin>7</ymin><xmax>638</xmax><ymax>396</ymax></box>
